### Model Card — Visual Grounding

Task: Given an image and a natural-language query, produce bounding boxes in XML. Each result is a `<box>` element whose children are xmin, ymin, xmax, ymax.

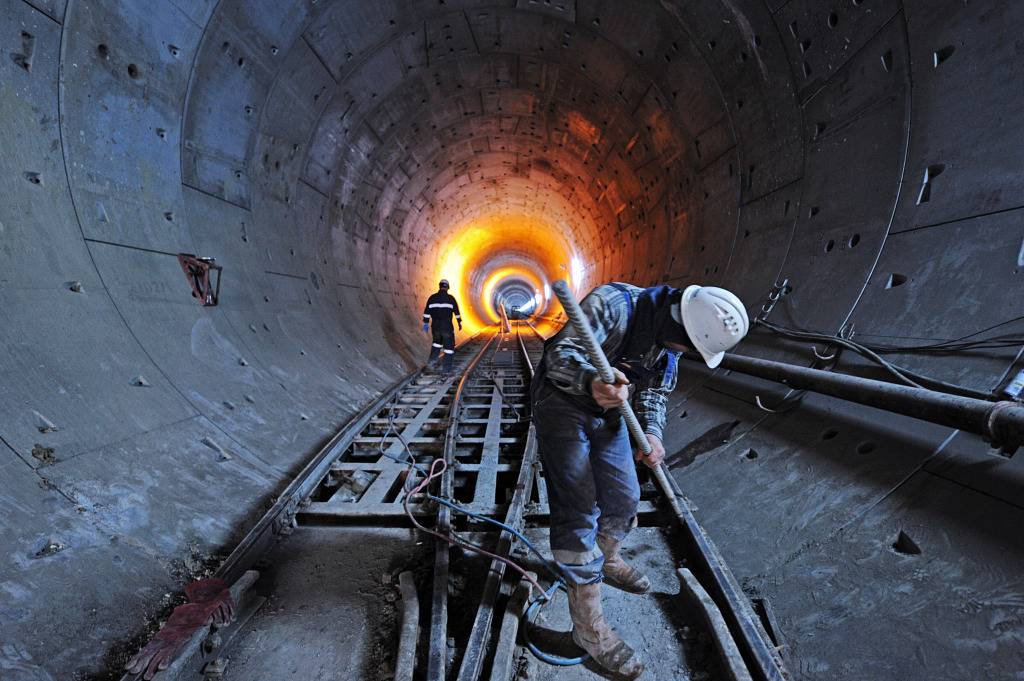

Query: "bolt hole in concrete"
<box><xmin>820</xmin><ymin>427</ymin><xmax>839</xmax><ymax>440</ymax></box>
<box><xmin>881</xmin><ymin>49</ymin><xmax>893</xmax><ymax>72</ymax></box>
<box><xmin>892</xmin><ymin>530</ymin><xmax>922</xmax><ymax>555</ymax></box>
<box><xmin>849</xmin><ymin>233</ymin><xmax>860</xmax><ymax>247</ymax></box>
<box><xmin>30</xmin><ymin>536</ymin><xmax>66</xmax><ymax>559</ymax></box>
<box><xmin>97</xmin><ymin>43</ymin><xmax>108</xmax><ymax>58</ymax></box>
<box><xmin>934</xmin><ymin>45</ymin><xmax>955</xmax><ymax>67</ymax></box>
<box><xmin>828</xmin><ymin>12</ymin><xmax>839</xmax><ymax>28</ymax></box>
<box><xmin>856</xmin><ymin>440</ymin><xmax>877</xmax><ymax>455</ymax></box>
<box><xmin>127</xmin><ymin>63</ymin><xmax>139</xmax><ymax>78</ymax></box>
<box><xmin>886</xmin><ymin>273</ymin><xmax>907</xmax><ymax>289</ymax></box>
<box><xmin>745</xmin><ymin>448</ymin><xmax>758</xmax><ymax>459</ymax></box>
<box><xmin>824</xmin><ymin>239</ymin><xmax>835</xmax><ymax>253</ymax></box>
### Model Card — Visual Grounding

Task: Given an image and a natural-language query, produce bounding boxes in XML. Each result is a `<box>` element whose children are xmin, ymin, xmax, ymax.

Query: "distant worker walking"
<box><xmin>422</xmin><ymin>279</ymin><xmax>462</xmax><ymax>372</ymax></box>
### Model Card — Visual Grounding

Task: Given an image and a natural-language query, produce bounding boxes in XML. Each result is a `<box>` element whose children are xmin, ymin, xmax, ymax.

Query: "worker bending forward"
<box><xmin>422</xmin><ymin>278</ymin><xmax>462</xmax><ymax>372</ymax></box>
<box><xmin>530</xmin><ymin>282</ymin><xmax>749</xmax><ymax>679</ymax></box>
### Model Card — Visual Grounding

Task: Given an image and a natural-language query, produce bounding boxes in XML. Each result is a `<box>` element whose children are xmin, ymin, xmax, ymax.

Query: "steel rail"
<box><xmin>516</xmin><ymin>321</ymin><xmax>542</xmax><ymax>378</ymax></box>
<box><xmin>689</xmin><ymin>350</ymin><xmax>1024</xmax><ymax>454</ymax></box>
<box><xmin>119</xmin><ymin>371</ymin><xmax>425</xmax><ymax>681</ymax></box>
<box><xmin>456</xmin><ymin>340</ymin><xmax>540</xmax><ymax>681</ymax></box>
<box><xmin>427</xmin><ymin>333</ymin><xmax>500</xmax><ymax>681</ymax></box>
<box><xmin>212</xmin><ymin>371</ymin><xmax>418</xmax><ymax>585</ymax></box>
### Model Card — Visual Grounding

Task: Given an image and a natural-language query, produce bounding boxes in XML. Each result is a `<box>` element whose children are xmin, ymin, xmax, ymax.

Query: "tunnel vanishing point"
<box><xmin>2</xmin><ymin>0</ymin><xmax>1024</xmax><ymax>679</ymax></box>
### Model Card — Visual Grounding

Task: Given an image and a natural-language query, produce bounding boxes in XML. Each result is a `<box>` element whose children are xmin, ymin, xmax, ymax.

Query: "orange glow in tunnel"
<box><xmin>434</xmin><ymin>212</ymin><xmax>583</xmax><ymax>333</ymax></box>
<box><xmin>480</xmin><ymin>267</ymin><xmax>544</xmax><ymax>322</ymax></box>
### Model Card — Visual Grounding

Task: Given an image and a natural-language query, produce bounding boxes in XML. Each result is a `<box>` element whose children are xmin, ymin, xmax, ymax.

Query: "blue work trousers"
<box><xmin>531</xmin><ymin>380</ymin><xmax>640</xmax><ymax>585</ymax></box>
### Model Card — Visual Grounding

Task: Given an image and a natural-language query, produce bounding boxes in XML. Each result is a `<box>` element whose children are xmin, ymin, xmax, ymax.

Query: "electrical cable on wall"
<box><xmin>754</xmin><ymin>319</ymin><xmax>1002</xmax><ymax>401</ymax></box>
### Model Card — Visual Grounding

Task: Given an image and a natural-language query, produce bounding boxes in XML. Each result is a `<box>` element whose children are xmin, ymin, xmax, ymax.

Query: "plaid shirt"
<box><xmin>543</xmin><ymin>283</ymin><xmax>679</xmax><ymax>440</ymax></box>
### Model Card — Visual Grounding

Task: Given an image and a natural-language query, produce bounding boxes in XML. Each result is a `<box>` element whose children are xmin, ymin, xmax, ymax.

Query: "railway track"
<box><xmin>121</xmin><ymin>324</ymin><xmax>789</xmax><ymax>681</ymax></box>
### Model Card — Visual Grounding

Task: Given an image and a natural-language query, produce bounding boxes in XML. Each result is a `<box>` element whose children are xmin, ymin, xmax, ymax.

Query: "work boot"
<box><xmin>567</xmin><ymin>582</ymin><xmax>645</xmax><ymax>679</ymax></box>
<box><xmin>597</xmin><ymin>535</ymin><xmax>651</xmax><ymax>594</ymax></box>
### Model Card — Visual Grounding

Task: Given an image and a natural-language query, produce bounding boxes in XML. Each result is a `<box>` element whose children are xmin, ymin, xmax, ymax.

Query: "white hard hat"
<box><xmin>675</xmin><ymin>285</ymin><xmax>749</xmax><ymax>368</ymax></box>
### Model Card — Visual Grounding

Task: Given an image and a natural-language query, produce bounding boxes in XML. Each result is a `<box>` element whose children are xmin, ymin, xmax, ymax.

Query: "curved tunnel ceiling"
<box><xmin>4</xmin><ymin>0</ymin><xmax>1024</xmax><ymax>679</ymax></box>
<box><xmin>185</xmin><ymin>0</ymin><xmax>742</xmax><ymax>334</ymax></box>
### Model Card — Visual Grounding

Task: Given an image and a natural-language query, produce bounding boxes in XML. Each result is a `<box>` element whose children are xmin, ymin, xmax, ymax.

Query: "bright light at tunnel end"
<box><xmin>432</xmin><ymin>212</ymin><xmax>582</xmax><ymax>331</ymax></box>
<box><xmin>570</xmin><ymin>256</ymin><xmax>584</xmax><ymax>290</ymax></box>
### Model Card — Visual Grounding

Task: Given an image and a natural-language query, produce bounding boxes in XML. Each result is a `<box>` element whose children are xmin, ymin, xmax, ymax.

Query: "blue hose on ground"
<box><xmin>426</xmin><ymin>494</ymin><xmax>562</xmax><ymax>581</ymax></box>
<box><xmin>522</xmin><ymin>584</ymin><xmax>590</xmax><ymax>666</ymax></box>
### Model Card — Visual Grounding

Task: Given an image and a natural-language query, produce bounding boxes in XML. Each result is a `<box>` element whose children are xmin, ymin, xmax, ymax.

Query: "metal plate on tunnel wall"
<box><xmin>83</xmin><ymin>241</ymin><xmax>340</xmax><ymax>464</ymax></box>
<box><xmin>180</xmin><ymin>184</ymin><xmax>260</xmax><ymax>306</ymax></box>
<box><xmin>774</xmin><ymin>14</ymin><xmax>911</xmax><ymax>334</ymax></box>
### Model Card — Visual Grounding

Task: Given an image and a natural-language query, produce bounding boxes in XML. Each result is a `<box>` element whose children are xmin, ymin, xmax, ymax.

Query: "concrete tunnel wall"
<box><xmin>2</xmin><ymin>0</ymin><xmax>1024</xmax><ymax>678</ymax></box>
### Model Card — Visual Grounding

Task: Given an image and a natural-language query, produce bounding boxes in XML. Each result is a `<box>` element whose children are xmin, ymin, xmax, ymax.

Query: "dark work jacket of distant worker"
<box><xmin>423</xmin><ymin>289</ymin><xmax>462</xmax><ymax>364</ymax></box>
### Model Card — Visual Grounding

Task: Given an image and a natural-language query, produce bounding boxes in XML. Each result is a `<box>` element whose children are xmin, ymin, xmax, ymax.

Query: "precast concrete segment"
<box><xmin>2</xmin><ymin>0</ymin><xmax>1024</xmax><ymax>679</ymax></box>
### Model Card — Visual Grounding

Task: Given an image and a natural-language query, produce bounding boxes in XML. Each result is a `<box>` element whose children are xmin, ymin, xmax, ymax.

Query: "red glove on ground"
<box><xmin>125</xmin><ymin>578</ymin><xmax>236</xmax><ymax>679</ymax></box>
<box><xmin>185</xmin><ymin>578</ymin><xmax>235</xmax><ymax>626</ymax></box>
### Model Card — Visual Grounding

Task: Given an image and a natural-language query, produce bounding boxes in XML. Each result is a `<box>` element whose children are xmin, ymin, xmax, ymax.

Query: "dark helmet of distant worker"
<box><xmin>671</xmin><ymin>285</ymin><xmax>749</xmax><ymax>368</ymax></box>
<box><xmin>439</xmin><ymin>279</ymin><xmax>450</xmax><ymax>289</ymax></box>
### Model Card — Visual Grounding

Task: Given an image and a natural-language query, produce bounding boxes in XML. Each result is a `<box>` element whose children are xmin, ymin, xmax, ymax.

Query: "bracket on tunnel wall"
<box><xmin>758</xmin><ymin>279</ymin><xmax>790</xmax><ymax>320</ymax></box>
<box><xmin>177</xmin><ymin>254</ymin><xmax>222</xmax><ymax>306</ymax></box>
